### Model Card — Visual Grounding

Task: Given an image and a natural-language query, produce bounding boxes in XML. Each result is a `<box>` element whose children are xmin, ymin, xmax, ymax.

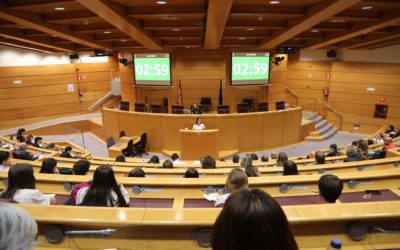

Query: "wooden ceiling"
<box><xmin>0</xmin><ymin>0</ymin><xmax>399</xmax><ymax>53</ymax></box>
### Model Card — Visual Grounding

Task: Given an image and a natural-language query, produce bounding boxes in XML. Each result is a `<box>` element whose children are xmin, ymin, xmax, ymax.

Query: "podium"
<box><xmin>179</xmin><ymin>129</ymin><xmax>218</xmax><ymax>160</ymax></box>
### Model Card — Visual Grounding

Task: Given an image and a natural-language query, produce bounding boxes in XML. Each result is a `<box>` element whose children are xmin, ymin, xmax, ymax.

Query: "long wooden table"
<box><xmin>102</xmin><ymin>106</ymin><xmax>302</xmax><ymax>156</ymax></box>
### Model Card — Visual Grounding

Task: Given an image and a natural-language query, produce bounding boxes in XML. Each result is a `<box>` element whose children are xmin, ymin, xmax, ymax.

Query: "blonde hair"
<box><xmin>226</xmin><ymin>168</ymin><xmax>248</xmax><ymax>193</ymax></box>
<box><xmin>240</xmin><ymin>154</ymin><xmax>252</xmax><ymax>168</ymax></box>
<box><xmin>0</xmin><ymin>204</ymin><xmax>37</xmax><ymax>250</ymax></box>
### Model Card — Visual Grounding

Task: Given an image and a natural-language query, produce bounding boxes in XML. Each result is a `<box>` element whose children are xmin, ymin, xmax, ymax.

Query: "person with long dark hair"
<box><xmin>76</xmin><ymin>165</ymin><xmax>129</xmax><ymax>207</ymax></box>
<box><xmin>211</xmin><ymin>189</ymin><xmax>298</xmax><ymax>250</ymax></box>
<box><xmin>122</xmin><ymin>139</ymin><xmax>134</xmax><ymax>157</ymax></box>
<box><xmin>39</xmin><ymin>158</ymin><xmax>59</xmax><ymax>174</ymax></box>
<box><xmin>16</xmin><ymin>128</ymin><xmax>26</xmax><ymax>143</ymax></box>
<box><xmin>0</xmin><ymin>164</ymin><xmax>56</xmax><ymax>205</ymax></box>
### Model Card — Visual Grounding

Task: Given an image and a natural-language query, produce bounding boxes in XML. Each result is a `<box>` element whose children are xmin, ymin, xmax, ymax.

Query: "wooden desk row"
<box><xmin>14</xmin><ymin>201</ymin><xmax>400</xmax><ymax>249</ymax></box>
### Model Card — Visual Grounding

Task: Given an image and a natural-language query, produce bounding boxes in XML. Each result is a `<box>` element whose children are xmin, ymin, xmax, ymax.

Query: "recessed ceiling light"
<box><xmin>238</xmin><ymin>37</ymin><xmax>246</xmax><ymax>40</ymax></box>
<box><xmin>258</xmin><ymin>16</ymin><xmax>263</xmax><ymax>21</ymax></box>
<box><xmin>269</xmin><ymin>1</ymin><xmax>280</xmax><ymax>4</ymax></box>
<box><xmin>179</xmin><ymin>38</ymin><xmax>183</xmax><ymax>40</ymax></box>
<box><xmin>246</xmin><ymin>28</ymin><xmax>255</xmax><ymax>31</ymax></box>
<box><xmin>310</xmin><ymin>29</ymin><xmax>320</xmax><ymax>33</ymax></box>
<box><xmin>84</xmin><ymin>20</ymin><xmax>90</xmax><ymax>25</ymax></box>
<box><xmin>330</xmin><ymin>19</ymin><xmax>346</xmax><ymax>23</ymax></box>
<box><xmin>172</xmin><ymin>28</ymin><xmax>180</xmax><ymax>31</ymax></box>
<box><xmin>103</xmin><ymin>31</ymin><xmax>112</xmax><ymax>34</ymax></box>
<box><xmin>120</xmin><ymin>39</ymin><xmax>127</xmax><ymax>42</ymax></box>
<box><xmin>361</xmin><ymin>6</ymin><xmax>373</xmax><ymax>10</ymax></box>
<box><xmin>54</xmin><ymin>7</ymin><xmax>65</xmax><ymax>11</ymax></box>
<box><xmin>156</xmin><ymin>1</ymin><xmax>167</xmax><ymax>4</ymax></box>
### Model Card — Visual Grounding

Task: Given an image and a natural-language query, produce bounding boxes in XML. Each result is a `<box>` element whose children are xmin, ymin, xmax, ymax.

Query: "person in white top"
<box><xmin>0</xmin><ymin>151</ymin><xmax>15</xmax><ymax>172</ymax></box>
<box><xmin>192</xmin><ymin>118</ymin><xmax>206</xmax><ymax>131</ymax></box>
<box><xmin>0</xmin><ymin>163</ymin><xmax>56</xmax><ymax>205</ymax></box>
<box><xmin>76</xmin><ymin>165</ymin><xmax>129</xmax><ymax>207</ymax></box>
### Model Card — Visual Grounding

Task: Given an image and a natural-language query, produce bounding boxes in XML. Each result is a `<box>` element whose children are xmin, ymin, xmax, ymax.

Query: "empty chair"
<box><xmin>106</xmin><ymin>136</ymin><xmax>116</xmax><ymax>148</ymax></box>
<box><xmin>243</xmin><ymin>98</ymin><xmax>254</xmax><ymax>112</ymax></box>
<box><xmin>217</xmin><ymin>105</ymin><xmax>230</xmax><ymax>114</ymax></box>
<box><xmin>171</xmin><ymin>104</ymin><xmax>184</xmax><ymax>114</ymax></box>
<box><xmin>200</xmin><ymin>97</ymin><xmax>211</xmax><ymax>112</ymax></box>
<box><xmin>120</xmin><ymin>101</ymin><xmax>130</xmax><ymax>111</ymax></box>
<box><xmin>237</xmin><ymin>103</ymin><xmax>250</xmax><ymax>113</ymax></box>
<box><xmin>133</xmin><ymin>133</ymin><xmax>148</xmax><ymax>157</ymax></box>
<box><xmin>275</xmin><ymin>101</ymin><xmax>285</xmax><ymax>110</ymax></box>
<box><xmin>150</xmin><ymin>104</ymin><xmax>162</xmax><ymax>113</ymax></box>
<box><xmin>134</xmin><ymin>103</ymin><xmax>146</xmax><ymax>112</ymax></box>
<box><xmin>258</xmin><ymin>102</ymin><xmax>269</xmax><ymax>112</ymax></box>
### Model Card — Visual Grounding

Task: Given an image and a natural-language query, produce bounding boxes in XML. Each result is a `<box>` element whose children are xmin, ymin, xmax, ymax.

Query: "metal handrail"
<box><xmin>88</xmin><ymin>91</ymin><xmax>113</xmax><ymax>111</ymax></box>
<box><xmin>285</xmin><ymin>87</ymin><xmax>299</xmax><ymax>106</ymax></box>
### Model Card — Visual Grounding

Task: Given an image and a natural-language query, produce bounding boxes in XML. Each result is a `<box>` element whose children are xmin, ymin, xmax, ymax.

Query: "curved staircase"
<box><xmin>303</xmin><ymin>112</ymin><xmax>338</xmax><ymax>141</ymax></box>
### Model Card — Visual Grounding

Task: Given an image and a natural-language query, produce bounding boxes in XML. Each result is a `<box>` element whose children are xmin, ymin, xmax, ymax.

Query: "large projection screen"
<box><xmin>133</xmin><ymin>53</ymin><xmax>171</xmax><ymax>86</ymax></box>
<box><xmin>231</xmin><ymin>52</ymin><xmax>270</xmax><ymax>86</ymax></box>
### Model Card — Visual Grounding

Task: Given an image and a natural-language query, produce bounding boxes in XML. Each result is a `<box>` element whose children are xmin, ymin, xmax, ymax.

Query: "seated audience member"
<box><xmin>382</xmin><ymin>137</ymin><xmax>396</xmax><ymax>152</ymax></box>
<box><xmin>245</xmin><ymin>165</ymin><xmax>260</xmax><ymax>177</ymax></box>
<box><xmin>25</xmin><ymin>134</ymin><xmax>34</xmax><ymax>146</ymax></box>
<box><xmin>14</xmin><ymin>143</ymin><xmax>38</xmax><ymax>161</ymax></box>
<box><xmin>0</xmin><ymin>204</ymin><xmax>38</xmax><ymax>250</ymax></box>
<box><xmin>0</xmin><ymin>151</ymin><xmax>15</xmax><ymax>172</ymax></box>
<box><xmin>171</xmin><ymin>153</ymin><xmax>184</xmax><ymax>164</ymax></box>
<box><xmin>192</xmin><ymin>118</ymin><xmax>206</xmax><ymax>131</ymax></box>
<box><xmin>68</xmin><ymin>160</ymin><xmax>92</xmax><ymax>204</ymax></box>
<box><xmin>201</xmin><ymin>155</ymin><xmax>216</xmax><ymax>169</ymax></box>
<box><xmin>1</xmin><ymin>164</ymin><xmax>56</xmax><ymax>205</ymax></box>
<box><xmin>191</xmin><ymin>103</ymin><xmax>202</xmax><ymax>114</ymax></box>
<box><xmin>211</xmin><ymin>189</ymin><xmax>298</xmax><ymax>250</ymax></box>
<box><xmin>357</xmin><ymin>139</ymin><xmax>369</xmax><ymax>159</ymax></box>
<box><xmin>215</xmin><ymin>168</ymin><xmax>248</xmax><ymax>207</ymax></box>
<box><xmin>115</xmin><ymin>155</ymin><xmax>126</xmax><ymax>162</ymax></box>
<box><xmin>315</xmin><ymin>151</ymin><xmax>326</xmax><ymax>164</ymax></box>
<box><xmin>232</xmin><ymin>154</ymin><xmax>240</xmax><ymax>163</ymax></box>
<box><xmin>344</xmin><ymin>147</ymin><xmax>365</xmax><ymax>162</ymax></box>
<box><xmin>60</xmin><ymin>146</ymin><xmax>76</xmax><ymax>158</ymax></box>
<box><xmin>148</xmin><ymin>155</ymin><xmax>160</xmax><ymax>164</ymax></box>
<box><xmin>122</xmin><ymin>139</ymin><xmax>134</xmax><ymax>157</ymax></box>
<box><xmin>318</xmin><ymin>174</ymin><xmax>343</xmax><ymax>203</ymax></box>
<box><xmin>16</xmin><ymin>128</ymin><xmax>26</xmax><ymax>143</ymax></box>
<box><xmin>270</xmin><ymin>151</ymin><xmax>278</xmax><ymax>160</ymax></box>
<box><xmin>46</xmin><ymin>143</ymin><xmax>56</xmax><ymax>151</ymax></box>
<box><xmin>277</xmin><ymin>152</ymin><xmax>288</xmax><ymax>167</ymax></box>
<box><xmin>240</xmin><ymin>154</ymin><xmax>252</xmax><ymax>168</ymax></box>
<box><xmin>184</xmin><ymin>167</ymin><xmax>199</xmax><ymax>178</ymax></box>
<box><xmin>39</xmin><ymin>158</ymin><xmax>59</xmax><ymax>174</ymax></box>
<box><xmin>260</xmin><ymin>155</ymin><xmax>269</xmax><ymax>162</ymax></box>
<box><xmin>162</xmin><ymin>159</ymin><xmax>174</xmax><ymax>169</ymax></box>
<box><xmin>32</xmin><ymin>137</ymin><xmax>43</xmax><ymax>148</ymax></box>
<box><xmin>283</xmin><ymin>160</ymin><xmax>298</xmax><ymax>176</ymax></box>
<box><xmin>72</xmin><ymin>160</ymin><xmax>91</xmax><ymax>175</ymax></box>
<box><xmin>127</xmin><ymin>167</ymin><xmax>145</xmax><ymax>177</ymax></box>
<box><xmin>386</xmin><ymin>125</ymin><xmax>396</xmax><ymax>138</ymax></box>
<box><xmin>76</xmin><ymin>165</ymin><xmax>129</xmax><ymax>207</ymax></box>
<box><xmin>326</xmin><ymin>144</ymin><xmax>341</xmax><ymax>157</ymax></box>
<box><xmin>250</xmin><ymin>153</ymin><xmax>258</xmax><ymax>161</ymax></box>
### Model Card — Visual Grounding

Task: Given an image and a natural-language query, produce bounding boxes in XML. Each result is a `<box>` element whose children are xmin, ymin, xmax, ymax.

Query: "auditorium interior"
<box><xmin>0</xmin><ymin>0</ymin><xmax>400</xmax><ymax>249</ymax></box>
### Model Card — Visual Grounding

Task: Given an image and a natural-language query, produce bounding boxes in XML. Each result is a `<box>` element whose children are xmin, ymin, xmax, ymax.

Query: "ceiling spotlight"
<box><xmin>179</xmin><ymin>38</ymin><xmax>183</xmax><ymax>40</ymax></box>
<box><xmin>238</xmin><ymin>37</ymin><xmax>246</xmax><ymax>40</ymax></box>
<box><xmin>156</xmin><ymin>1</ymin><xmax>167</xmax><ymax>4</ymax></box>
<box><xmin>361</xmin><ymin>6</ymin><xmax>373</xmax><ymax>10</ymax></box>
<box><xmin>103</xmin><ymin>31</ymin><xmax>112</xmax><ymax>34</ymax></box>
<box><xmin>120</xmin><ymin>39</ymin><xmax>127</xmax><ymax>42</ymax></box>
<box><xmin>269</xmin><ymin>1</ymin><xmax>280</xmax><ymax>4</ymax></box>
<box><xmin>54</xmin><ymin>7</ymin><xmax>65</xmax><ymax>11</ymax></box>
<box><xmin>84</xmin><ymin>20</ymin><xmax>90</xmax><ymax>25</ymax></box>
<box><xmin>172</xmin><ymin>28</ymin><xmax>180</xmax><ymax>31</ymax></box>
<box><xmin>246</xmin><ymin>28</ymin><xmax>255</xmax><ymax>31</ymax></box>
<box><xmin>310</xmin><ymin>29</ymin><xmax>320</xmax><ymax>33</ymax></box>
<box><xmin>258</xmin><ymin>16</ymin><xmax>263</xmax><ymax>21</ymax></box>
<box><xmin>330</xmin><ymin>19</ymin><xmax>346</xmax><ymax>23</ymax></box>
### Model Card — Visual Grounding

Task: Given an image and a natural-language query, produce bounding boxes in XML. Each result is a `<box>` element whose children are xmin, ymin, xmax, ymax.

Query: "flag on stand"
<box><xmin>177</xmin><ymin>80</ymin><xmax>183</xmax><ymax>105</ymax></box>
<box><xmin>218</xmin><ymin>79</ymin><xmax>223</xmax><ymax>105</ymax></box>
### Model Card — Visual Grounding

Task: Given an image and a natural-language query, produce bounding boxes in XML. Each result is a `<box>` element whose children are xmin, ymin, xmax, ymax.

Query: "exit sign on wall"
<box><xmin>77</xmin><ymin>74</ymin><xmax>87</xmax><ymax>81</ymax></box>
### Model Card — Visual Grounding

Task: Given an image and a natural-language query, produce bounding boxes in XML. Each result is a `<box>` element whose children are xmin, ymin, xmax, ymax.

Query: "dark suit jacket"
<box><xmin>15</xmin><ymin>149</ymin><xmax>38</xmax><ymax>161</ymax></box>
<box><xmin>32</xmin><ymin>142</ymin><xmax>42</xmax><ymax>148</ymax></box>
<box><xmin>60</xmin><ymin>151</ymin><xmax>76</xmax><ymax>158</ymax></box>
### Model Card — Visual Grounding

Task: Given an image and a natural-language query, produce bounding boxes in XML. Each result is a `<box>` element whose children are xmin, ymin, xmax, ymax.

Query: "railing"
<box><xmin>88</xmin><ymin>91</ymin><xmax>114</xmax><ymax>111</ymax></box>
<box><xmin>285</xmin><ymin>87</ymin><xmax>299</xmax><ymax>106</ymax></box>
<box><xmin>315</xmin><ymin>98</ymin><xmax>343</xmax><ymax>130</ymax></box>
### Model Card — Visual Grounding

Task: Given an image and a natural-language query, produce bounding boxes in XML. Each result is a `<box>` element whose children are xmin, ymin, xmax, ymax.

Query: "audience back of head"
<box><xmin>260</xmin><ymin>155</ymin><xmax>268</xmax><ymax>162</ymax></box>
<box><xmin>211</xmin><ymin>189</ymin><xmax>298</xmax><ymax>250</ymax></box>
<box><xmin>184</xmin><ymin>167</ymin><xmax>199</xmax><ymax>178</ymax></box>
<box><xmin>0</xmin><ymin>204</ymin><xmax>38</xmax><ymax>250</ymax></box>
<box><xmin>240</xmin><ymin>154</ymin><xmax>252</xmax><ymax>168</ymax></box>
<box><xmin>171</xmin><ymin>153</ymin><xmax>180</xmax><ymax>161</ymax></box>
<box><xmin>1</xmin><ymin>164</ymin><xmax>35</xmax><ymax>200</ymax></box>
<box><xmin>162</xmin><ymin>159</ymin><xmax>174</xmax><ymax>169</ymax></box>
<box><xmin>72</xmin><ymin>160</ymin><xmax>91</xmax><ymax>175</ymax></box>
<box><xmin>226</xmin><ymin>168</ymin><xmax>248</xmax><ymax>193</ymax></box>
<box><xmin>201</xmin><ymin>155</ymin><xmax>216</xmax><ymax>169</ymax></box>
<box><xmin>277</xmin><ymin>152</ymin><xmax>288</xmax><ymax>167</ymax></box>
<box><xmin>148</xmin><ymin>155</ymin><xmax>160</xmax><ymax>164</ymax></box>
<box><xmin>283</xmin><ymin>160</ymin><xmax>298</xmax><ymax>176</ymax></box>
<box><xmin>315</xmin><ymin>151</ymin><xmax>325</xmax><ymax>164</ymax></box>
<box><xmin>232</xmin><ymin>154</ymin><xmax>240</xmax><ymax>163</ymax></box>
<box><xmin>250</xmin><ymin>153</ymin><xmax>258</xmax><ymax>161</ymax></box>
<box><xmin>115</xmin><ymin>155</ymin><xmax>126</xmax><ymax>162</ymax></box>
<box><xmin>318</xmin><ymin>174</ymin><xmax>343</xmax><ymax>203</ymax></box>
<box><xmin>245</xmin><ymin>165</ymin><xmax>260</xmax><ymax>177</ymax></box>
<box><xmin>39</xmin><ymin>158</ymin><xmax>58</xmax><ymax>174</ymax></box>
<box><xmin>128</xmin><ymin>167</ymin><xmax>145</xmax><ymax>177</ymax></box>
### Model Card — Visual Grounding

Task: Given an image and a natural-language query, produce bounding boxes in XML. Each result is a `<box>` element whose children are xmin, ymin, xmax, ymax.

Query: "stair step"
<box><xmin>315</xmin><ymin>119</ymin><xmax>328</xmax><ymax>130</ymax></box>
<box><xmin>302</xmin><ymin>111</ymin><xmax>318</xmax><ymax>120</ymax></box>
<box><xmin>318</xmin><ymin>123</ymin><xmax>334</xmax><ymax>135</ymax></box>
<box><xmin>313</xmin><ymin>116</ymin><xmax>323</xmax><ymax>123</ymax></box>
<box><xmin>324</xmin><ymin>127</ymin><xmax>338</xmax><ymax>139</ymax></box>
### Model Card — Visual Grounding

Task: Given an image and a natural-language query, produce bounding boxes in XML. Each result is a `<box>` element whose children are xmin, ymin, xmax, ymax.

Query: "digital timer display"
<box><xmin>231</xmin><ymin>52</ymin><xmax>270</xmax><ymax>86</ymax></box>
<box><xmin>133</xmin><ymin>53</ymin><xmax>171</xmax><ymax>86</ymax></box>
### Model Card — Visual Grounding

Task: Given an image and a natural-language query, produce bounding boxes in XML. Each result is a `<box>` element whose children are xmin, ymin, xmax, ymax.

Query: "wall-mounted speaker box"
<box><xmin>327</xmin><ymin>50</ymin><xmax>337</xmax><ymax>58</ymax></box>
<box><xmin>69</xmin><ymin>53</ymin><xmax>79</xmax><ymax>59</ymax></box>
